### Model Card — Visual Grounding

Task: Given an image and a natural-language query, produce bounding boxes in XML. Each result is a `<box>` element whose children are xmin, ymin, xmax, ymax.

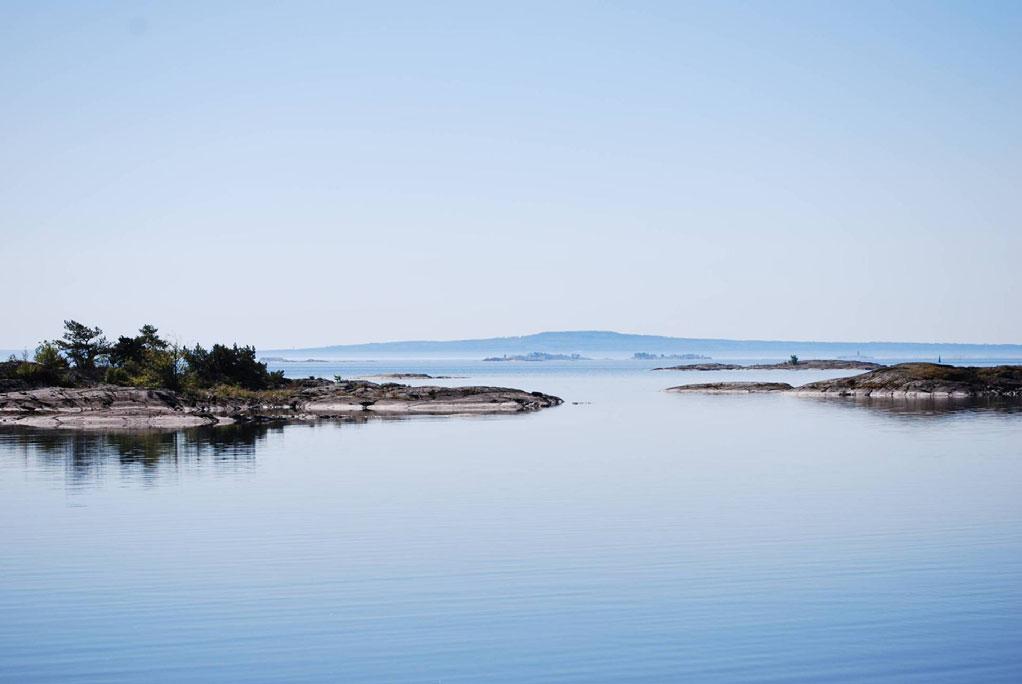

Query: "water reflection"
<box><xmin>3</xmin><ymin>371</ymin><xmax>1022</xmax><ymax>683</ymax></box>
<box><xmin>0</xmin><ymin>423</ymin><xmax>279</xmax><ymax>488</ymax></box>
<box><xmin>801</xmin><ymin>395</ymin><xmax>1022</xmax><ymax>421</ymax></box>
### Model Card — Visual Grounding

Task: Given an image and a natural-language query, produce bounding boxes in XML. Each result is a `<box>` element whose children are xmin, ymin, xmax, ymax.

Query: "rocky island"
<box><xmin>0</xmin><ymin>380</ymin><xmax>562</xmax><ymax>430</ymax></box>
<box><xmin>654</xmin><ymin>359</ymin><xmax>884</xmax><ymax>371</ymax></box>
<box><xmin>0</xmin><ymin>321</ymin><xmax>561</xmax><ymax>430</ymax></box>
<box><xmin>483</xmin><ymin>352</ymin><xmax>589</xmax><ymax>362</ymax></box>
<box><xmin>667</xmin><ymin>363</ymin><xmax>1022</xmax><ymax>398</ymax></box>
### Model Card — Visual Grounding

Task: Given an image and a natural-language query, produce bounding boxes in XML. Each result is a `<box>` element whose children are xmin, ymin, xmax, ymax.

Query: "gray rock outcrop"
<box><xmin>0</xmin><ymin>380</ymin><xmax>563</xmax><ymax>430</ymax></box>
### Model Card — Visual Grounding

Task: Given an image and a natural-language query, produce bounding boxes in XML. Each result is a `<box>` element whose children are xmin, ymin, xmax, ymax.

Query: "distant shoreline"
<box><xmin>654</xmin><ymin>359</ymin><xmax>883</xmax><ymax>371</ymax></box>
<box><xmin>258</xmin><ymin>330</ymin><xmax>1022</xmax><ymax>359</ymax></box>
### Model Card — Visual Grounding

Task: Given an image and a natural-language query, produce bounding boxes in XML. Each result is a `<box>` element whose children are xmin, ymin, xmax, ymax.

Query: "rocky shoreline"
<box><xmin>667</xmin><ymin>363</ymin><xmax>1022</xmax><ymax>398</ymax></box>
<box><xmin>666</xmin><ymin>382</ymin><xmax>797</xmax><ymax>393</ymax></box>
<box><xmin>0</xmin><ymin>379</ymin><xmax>563</xmax><ymax>430</ymax></box>
<box><xmin>653</xmin><ymin>359</ymin><xmax>884</xmax><ymax>371</ymax></box>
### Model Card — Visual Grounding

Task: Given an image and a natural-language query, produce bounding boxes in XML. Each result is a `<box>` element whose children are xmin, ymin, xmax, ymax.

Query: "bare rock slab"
<box><xmin>0</xmin><ymin>381</ymin><xmax>563</xmax><ymax>430</ymax></box>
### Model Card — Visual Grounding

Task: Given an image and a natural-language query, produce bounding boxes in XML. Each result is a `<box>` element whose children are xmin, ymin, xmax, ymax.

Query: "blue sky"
<box><xmin>2</xmin><ymin>1</ymin><xmax>1020</xmax><ymax>348</ymax></box>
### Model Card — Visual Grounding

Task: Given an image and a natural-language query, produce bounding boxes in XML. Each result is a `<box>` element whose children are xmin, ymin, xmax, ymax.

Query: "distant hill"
<box><xmin>262</xmin><ymin>330</ymin><xmax>1022</xmax><ymax>360</ymax></box>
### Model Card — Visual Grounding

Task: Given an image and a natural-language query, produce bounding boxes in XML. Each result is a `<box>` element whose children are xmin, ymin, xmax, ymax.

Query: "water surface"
<box><xmin>2</xmin><ymin>362</ymin><xmax>1021</xmax><ymax>682</ymax></box>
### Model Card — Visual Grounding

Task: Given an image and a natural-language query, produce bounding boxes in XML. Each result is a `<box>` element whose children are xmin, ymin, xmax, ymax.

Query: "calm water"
<box><xmin>2</xmin><ymin>361</ymin><xmax>1022</xmax><ymax>682</ymax></box>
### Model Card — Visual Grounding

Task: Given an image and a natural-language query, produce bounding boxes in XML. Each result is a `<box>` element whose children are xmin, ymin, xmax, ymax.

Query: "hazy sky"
<box><xmin>3</xmin><ymin>1</ymin><xmax>1020</xmax><ymax>349</ymax></box>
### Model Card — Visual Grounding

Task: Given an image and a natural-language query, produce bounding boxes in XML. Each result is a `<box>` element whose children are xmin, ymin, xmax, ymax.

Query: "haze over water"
<box><xmin>2</xmin><ymin>360</ymin><xmax>1022</xmax><ymax>682</ymax></box>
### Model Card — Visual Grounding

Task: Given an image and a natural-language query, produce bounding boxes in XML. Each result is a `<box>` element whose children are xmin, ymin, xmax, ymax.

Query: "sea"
<box><xmin>2</xmin><ymin>357</ymin><xmax>1021</xmax><ymax>682</ymax></box>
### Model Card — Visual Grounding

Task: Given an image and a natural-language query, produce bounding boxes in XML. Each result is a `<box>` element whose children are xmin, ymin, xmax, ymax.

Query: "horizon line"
<box><xmin>262</xmin><ymin>329</ymin><xmax>1022</xmax><ymax>351</ymax></box>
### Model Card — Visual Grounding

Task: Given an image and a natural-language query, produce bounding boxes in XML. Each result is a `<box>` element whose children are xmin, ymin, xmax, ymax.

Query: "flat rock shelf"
<box><xmin>0</xmin><ymin>380</ymin><xmax>563</xmax><ymax>430</ymax></box>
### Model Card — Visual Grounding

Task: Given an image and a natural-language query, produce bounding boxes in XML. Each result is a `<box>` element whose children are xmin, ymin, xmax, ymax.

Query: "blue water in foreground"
<box><xmin>2</xmin><ymin>360</ymin><xmax>1022</xmax><ymax>682</ymax></box>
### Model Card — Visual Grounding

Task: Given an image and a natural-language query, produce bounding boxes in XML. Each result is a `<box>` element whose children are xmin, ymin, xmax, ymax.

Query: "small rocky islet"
<box><xmin>667</xmin><ymin>363</ymin><xmax>1022</xmax><ymax>398</ymax></box>
<box><xmin>483</xmin><ymin>352</ymin><xmax>590</xmax><ymax>362</ymax></box>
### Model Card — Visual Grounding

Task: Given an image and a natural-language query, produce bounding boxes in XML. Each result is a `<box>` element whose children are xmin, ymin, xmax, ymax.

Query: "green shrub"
<box><xmin>14</xmin><ymin>361</ymin><xmax>63</xmax><ymax>386</ymax></box>
<box><xmin>104</xmin><ymin>367</ymin><xmax>133</xmax><ymax>386</ymax></box>
<box><xmin>34</xmin><ymin>341</ymin><xmax>68</xmax><ymax>371</ymax></box>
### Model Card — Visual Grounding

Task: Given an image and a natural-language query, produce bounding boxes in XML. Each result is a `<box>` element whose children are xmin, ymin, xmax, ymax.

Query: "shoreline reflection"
<box><xmin>798</xmin><ymin>395</ymin><xmax>1022</xmax><ymax>420</ymax></box>
<box><xmin>0</xmin><ymin>423</ymin><xmax>281</xmax><ymax>488</ymax></box>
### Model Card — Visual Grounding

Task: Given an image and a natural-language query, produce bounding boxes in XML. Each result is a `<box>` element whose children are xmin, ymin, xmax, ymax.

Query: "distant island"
<box><xmin>260</xmin><ymin>330</ymin><xmax>1022</xmax><ymax>360</ymax></box>
<box><xmin>666</xmin><ymin>363</ymin><xmax>1022</xmax><ymax>398</ymax></box>
<box><xmin>0</xmin><ymin>320</ymin><xmax>562</xmax><ymax>429</ymax></box>
<box><xmin>260</xmin><ymin>357</ymin><xmax>332</xmax><ymax>363</ymax></box>
<box><xmin>633</xmin><ymin>352</ymin><xmax>711</xmax><ymax>360</ymax></box>
<box><xmin>483</xmin><ymin>352</ymin><xmax>590</xmax><ymax>362</ymax></box>
<box><xmin>654</xmin><ymin>359</ymin><xmax>884</xmax><ymax>371</ymax></box>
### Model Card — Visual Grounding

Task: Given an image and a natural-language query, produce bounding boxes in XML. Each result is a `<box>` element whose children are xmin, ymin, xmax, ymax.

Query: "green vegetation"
<box><xmin>4</xmin><ymin>320</ymin><xmax>285</xmax><ymax>392</ymax></box>
<box><xmin>56</xmin><ymin>321</ymin><xmax>109</xmax><ymax>371</ymax></box>
<box><xmin>8</xmin><ymin>341</ymin><xmax>70</xmax><ymax>386</ymax></box>
<box><xmin>181</xmin><ymin>343</ymin><xmax>283</xmax><ymax>391</ymax></box>
<box><xmin>789</xmin><ymin>354</ymin><xmax>799</xmax><ymax>366</ymax></box>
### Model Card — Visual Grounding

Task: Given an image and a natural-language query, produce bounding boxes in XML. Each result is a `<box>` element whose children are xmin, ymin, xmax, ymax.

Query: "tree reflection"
<box><xmin>0</xmin><ymin>423</ymin><xmax>283</xmax><ymax>488</ymax></box>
